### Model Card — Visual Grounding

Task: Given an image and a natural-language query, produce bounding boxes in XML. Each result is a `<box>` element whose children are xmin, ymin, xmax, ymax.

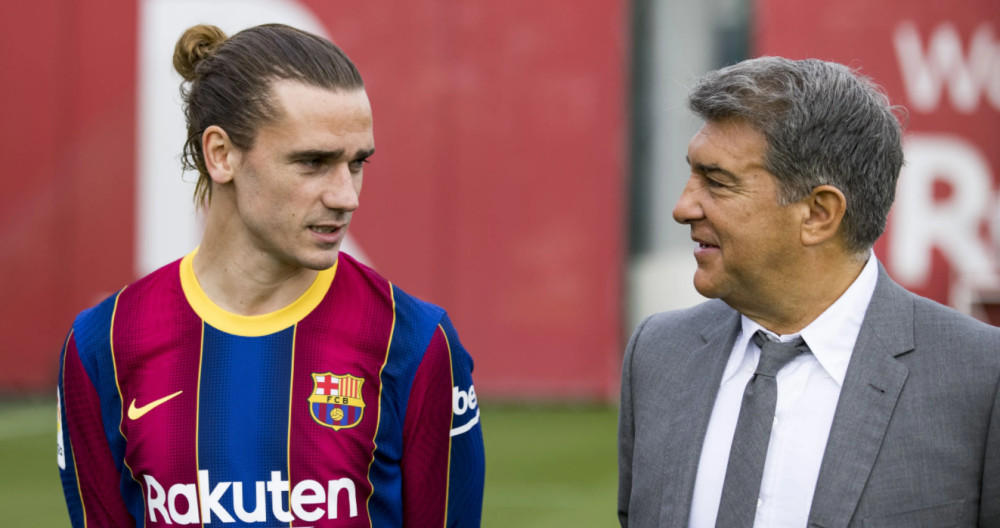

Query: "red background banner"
<box><xmin>0</xmin><ymin>0</ymin><xmax>137</xmax><ymax>391</ymax></box>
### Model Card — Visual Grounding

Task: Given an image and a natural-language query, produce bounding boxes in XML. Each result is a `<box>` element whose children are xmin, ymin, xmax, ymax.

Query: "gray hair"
<box><xmin>688</xmin><ymin>56</ymin><xmax>905</xmax><ymax>255</ymax></box>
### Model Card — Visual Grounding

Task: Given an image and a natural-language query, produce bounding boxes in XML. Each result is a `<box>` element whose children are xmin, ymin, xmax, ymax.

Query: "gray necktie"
<box><xmin>715</xmin><ymin>330</ymin><xmax>809</xmax><ymax>527</ymax></box>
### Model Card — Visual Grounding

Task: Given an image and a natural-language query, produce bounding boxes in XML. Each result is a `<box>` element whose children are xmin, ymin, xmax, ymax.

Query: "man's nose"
<box><xmin>672</xmin><ymin>177</ymin><xmax>703</xmax><ymax>225</ymax></box>
<box><xmin>322</xmin><ymin>164</ymin><xmax>360</xmax><ymax>212</ymax></box>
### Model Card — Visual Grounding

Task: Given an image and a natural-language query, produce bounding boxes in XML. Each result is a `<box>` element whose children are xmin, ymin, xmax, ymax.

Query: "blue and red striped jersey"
<box><xmin>57</xmin><ymin>250</ymin><xmax>484</xmax><ymax>527</ymax></box>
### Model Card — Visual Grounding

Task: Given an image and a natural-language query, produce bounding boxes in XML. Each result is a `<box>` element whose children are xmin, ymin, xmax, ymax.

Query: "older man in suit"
<box><xmin>618</xmin><ymin>56</ymin><xmax>1000</xmax><ymax>527</ymax></box>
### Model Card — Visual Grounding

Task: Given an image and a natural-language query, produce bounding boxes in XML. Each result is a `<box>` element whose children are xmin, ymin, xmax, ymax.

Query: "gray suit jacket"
<box><xmin>618</xmin><ymin>266</ymin><xmax>1000</xmax><ymax>527</ymax></box>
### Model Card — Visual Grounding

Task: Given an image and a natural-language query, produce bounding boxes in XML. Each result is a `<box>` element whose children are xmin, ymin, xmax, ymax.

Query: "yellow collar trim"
<box><xmin>179</xmin><ymin>249</ymin><xmax>337</xmax><ymax>337</ymax></box>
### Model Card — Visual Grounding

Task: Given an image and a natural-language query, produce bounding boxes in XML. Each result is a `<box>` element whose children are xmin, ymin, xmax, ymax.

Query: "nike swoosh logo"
<box><xmin>128</xmin><ymin>390</ymin><xmax>183</xmax><ymax>420</ymax></box>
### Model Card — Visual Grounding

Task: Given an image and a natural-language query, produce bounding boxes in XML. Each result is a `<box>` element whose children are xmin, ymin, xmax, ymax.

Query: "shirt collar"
<box><xmin>722</xmin><ymin>254</ymin><xmax>880</xmax><ymax>386</ymax></box>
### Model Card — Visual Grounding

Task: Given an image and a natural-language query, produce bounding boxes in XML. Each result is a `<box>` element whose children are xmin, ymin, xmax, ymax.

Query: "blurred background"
<box><xmin>1</xmin><ymin>0</ymin><xmax>997</xmax><ymax>525</ymax></box>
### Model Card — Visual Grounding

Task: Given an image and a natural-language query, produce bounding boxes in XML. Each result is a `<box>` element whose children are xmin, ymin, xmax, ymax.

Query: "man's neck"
<box><xmin>736</xmin><ymin>254</ymin><xmax>868</xmax><ymax>335</ymax></box>
<box><xmin>193</xmin><ymin>220</ymin><xmax>320</xmax><ymax>316</ymax></box>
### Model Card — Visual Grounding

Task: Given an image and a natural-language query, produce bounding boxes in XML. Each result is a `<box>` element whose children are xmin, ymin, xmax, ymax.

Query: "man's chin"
<box><xmin>299</xmin><ymin>248</ymin><xmax>341</xmax><ymax>271</ymax></box>
<box><xmin>692</xmin><ymin>271</ymin><xmax>724</xmax><ymax>300</ymax></box>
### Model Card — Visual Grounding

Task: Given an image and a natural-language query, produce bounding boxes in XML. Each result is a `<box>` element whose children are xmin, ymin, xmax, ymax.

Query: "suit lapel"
<box><xmin>808</xmin><ymin>265</ymin><xmax>914</xmax><ymax>527</ymax></box>
<box><xmin>659</xmin><ymin>305</ymin><xmax>741</xmax><ymax>528</ymax></box>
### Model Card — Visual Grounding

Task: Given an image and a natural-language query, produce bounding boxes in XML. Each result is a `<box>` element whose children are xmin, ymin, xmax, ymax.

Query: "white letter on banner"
<box><xmin>891</xmin><ymin>134</ymin><xmax>996</xmax><ymax>286</ymax></box>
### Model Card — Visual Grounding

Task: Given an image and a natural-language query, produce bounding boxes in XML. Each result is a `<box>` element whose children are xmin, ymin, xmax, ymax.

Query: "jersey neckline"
<box><xmin>179</xmin><ymin>248</ymin><xmax>337</xmax><ymax>337</ymax></box>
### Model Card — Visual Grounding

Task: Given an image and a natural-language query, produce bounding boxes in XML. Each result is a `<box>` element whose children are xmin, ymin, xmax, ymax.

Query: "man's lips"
<box><xmin>692</xmin><ymin>236</ymin><xmax>719</xmax><ymax>257</ymax></box>
<box><xmin>309</xmin><ymin>225</ymin><xmax>344</xmax><ymax>234</ymax></box>
<box><xmin>308</xmin><ymin>224</ymin><xmax>347</xmax><ymax>243</ymax></box>
<box><xmin>692</xmin><ymin>235</ymin><xmax>719</xmax><ymax>248</ymax></box>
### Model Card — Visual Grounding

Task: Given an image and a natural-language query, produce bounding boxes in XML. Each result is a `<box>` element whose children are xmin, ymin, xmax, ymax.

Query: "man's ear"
<box><xmin>202</xmin><ymin>125</ymin><xmax>238</xmax><ymax>184</ymax></box>
<box><xmin>800</xmin><ymin>185</ymin><xmax>847</xmax><ymax>247</ymax></box>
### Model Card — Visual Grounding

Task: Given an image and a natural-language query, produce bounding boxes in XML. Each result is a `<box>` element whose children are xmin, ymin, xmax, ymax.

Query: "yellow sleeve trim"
<box><xmin>179</xmin><ymin>248</ymin><xmax>337</xmax><ymax>336</ymax></box>
<box><xmin>440</xmin><ymin>324</ymin><xmax>455</xmax><ymax>528</ymax></box>
<box><xmin>61</xmin><ymin>330</ymin><xmax>88</xmax><ymax>528</ymax></box>
<box><xmin>365</xmin><ymin>283</ymin><xmax>397</xmax><ymax>527</ymax></box>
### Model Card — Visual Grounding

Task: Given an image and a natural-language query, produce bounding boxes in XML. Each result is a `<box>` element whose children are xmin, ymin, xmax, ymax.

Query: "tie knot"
<box><xmin>751</xmin><ymin>330</ymin><xmax>807</xmax><ymax>377</ymax></box>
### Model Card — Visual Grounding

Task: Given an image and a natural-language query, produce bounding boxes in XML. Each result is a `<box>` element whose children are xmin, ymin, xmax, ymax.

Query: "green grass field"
<box><xmin>0</xmin><ymin>400</ymin><xmax>618</xmax><ymax>527</ymax></box>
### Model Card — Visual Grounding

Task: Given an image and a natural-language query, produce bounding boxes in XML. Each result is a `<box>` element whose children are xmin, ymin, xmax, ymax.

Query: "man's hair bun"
<box><xmin>172</xmin><ymin>24</ymin><xmax>228</xmax><ymax>82</ymax></box>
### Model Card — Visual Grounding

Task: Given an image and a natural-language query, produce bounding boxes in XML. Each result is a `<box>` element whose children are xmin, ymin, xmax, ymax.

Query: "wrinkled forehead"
<box><xmin>689</xmin><ymin>120</ymin><xmax>768</xmax><ymax>160</ymax></box>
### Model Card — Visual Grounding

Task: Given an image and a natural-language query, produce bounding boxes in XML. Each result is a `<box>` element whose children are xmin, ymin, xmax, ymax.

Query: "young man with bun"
<box><xmin>57</xmin><ymin>23</ymin><xmax>485</xmax><ymax>527</ymax></box>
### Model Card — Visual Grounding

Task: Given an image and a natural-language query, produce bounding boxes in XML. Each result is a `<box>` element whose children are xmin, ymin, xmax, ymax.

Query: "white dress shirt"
<box><xmin>688</xmin><ymin>255</ymin><xmax>880</xmax><ymax>528</ymax></box>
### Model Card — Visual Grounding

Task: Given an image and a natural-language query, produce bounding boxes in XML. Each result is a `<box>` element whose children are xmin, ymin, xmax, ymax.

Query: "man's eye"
<box><xmin>349</xmin><ymin>159</ymin><xmax>370</xmax><ymax>173</ymax></box>
<box><xmin>701</xmin><ymin>175</ymin><xmax>725</xmax><ymax>189</ymax></box>
<box><xmin>299</xmin><ymin>158</ymin><xmax>323</xmax><ymax>170</ymax></box>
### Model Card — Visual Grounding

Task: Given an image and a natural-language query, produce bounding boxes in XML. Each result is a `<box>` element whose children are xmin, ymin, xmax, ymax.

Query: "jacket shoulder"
<box><xmin>874</xmin><ymin>273</ymin><xmax>1000</xmax><ymax>370</ymax></box>
<box><xmin>909</xmin><ymin>291</ymin><xmax>1000</xmax><ymax>359</ymax></box>
<box><xmin>625</xmin><ymin>299</ymin><xmax>737</xmax><ymax>371</ymax></box>
<box><xmin>912</xmin><ymin>293</ymin><xmax>1000</xmax><ymax>337</ymax></box>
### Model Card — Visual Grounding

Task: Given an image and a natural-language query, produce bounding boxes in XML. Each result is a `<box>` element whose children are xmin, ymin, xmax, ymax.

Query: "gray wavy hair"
<box><xmin>689</xmin><ymin>56</ymin><xmax>905</xmax><ymax>255</ymax></box>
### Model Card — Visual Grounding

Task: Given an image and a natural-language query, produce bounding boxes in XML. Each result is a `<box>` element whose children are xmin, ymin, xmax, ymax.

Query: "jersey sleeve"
<box><xmin>58</xmin><ymin>329</ymin><xmax>135</xmax><ymax>527</ymax></box>
<box><xmin>401</xmin><ymin>314</ymin><xmax>484</xmax><ymax>527</ymax></box>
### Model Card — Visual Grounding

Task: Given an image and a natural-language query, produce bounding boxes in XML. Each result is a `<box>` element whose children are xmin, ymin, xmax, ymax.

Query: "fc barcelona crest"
<box><xmin>309</xmin><ymin>372</ymin><xmax>366</xmax><ymax>431</ymax></box>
